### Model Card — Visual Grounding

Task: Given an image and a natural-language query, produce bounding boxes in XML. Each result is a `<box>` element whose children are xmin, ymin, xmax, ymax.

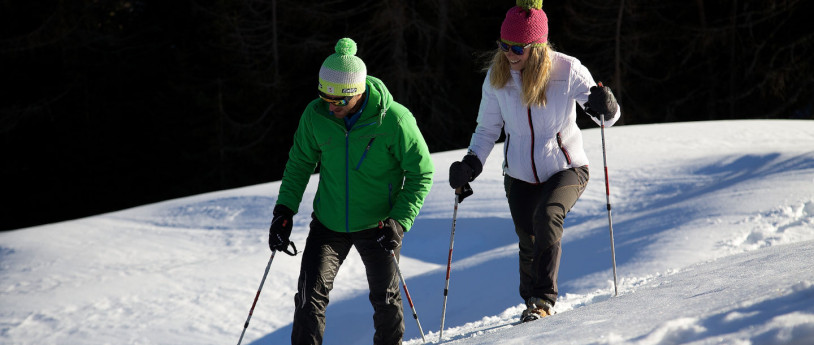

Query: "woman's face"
<box><xmin>504</xmin><ymin>47</ymin><xmax>530</xmax><ymax>71</ymax></box>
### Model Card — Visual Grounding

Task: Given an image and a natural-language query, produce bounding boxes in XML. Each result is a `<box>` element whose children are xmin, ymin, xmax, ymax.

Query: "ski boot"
<box><xmin>521</xmin><ymin>297</ymin><xmax>553</xmax><ymax>322</ymax></box>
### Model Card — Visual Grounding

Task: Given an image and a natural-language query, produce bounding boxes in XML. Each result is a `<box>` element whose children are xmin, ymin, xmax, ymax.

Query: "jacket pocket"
<box><xmin>503</xmin><ymin>134</ymin><xmax>511</xmax><ymax>170</ymax></box>
<box><xmin>388</xmin><ymin>183</ymin><xmax>394</xmax><ymax>209</ymax></box>
<box><xmin>556</xmin><ymin>132</ymin><xmax>572</xmax><ymax>165</ymax></box>
<box><xmin>355</xmin><ymin>137</ymin><xmax>376</xmax><ymax>170</ymax></box>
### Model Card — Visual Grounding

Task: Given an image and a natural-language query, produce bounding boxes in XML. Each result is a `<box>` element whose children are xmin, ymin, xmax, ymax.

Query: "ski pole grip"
<box><xmin>597</xmin><ymin>81</ymin><xmax>609</xmax><ymax>121</ymax></box>
<box><xmin>455</xmin><ymin>183</ymin><xmax>474</xmax><ymax>203</ymax></box>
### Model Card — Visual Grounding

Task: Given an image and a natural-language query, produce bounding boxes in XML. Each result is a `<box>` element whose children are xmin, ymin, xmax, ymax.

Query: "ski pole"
<box><xmin>237</xmin><ymin>251</ymin><xmax>276</xmax><ymax>345</ymax></box>
<box><xmin>439</xmin><ymin>194</ymin><xmax>459</xmax><ymax>341</ymax></box>
<box><xmin>597</xmin><ymin>81</ymin><xmax>619</xmax><ymax>297</ymax></box>
<box><xmin>439</xmin><ymin>183</ymin><xmax>472</xmax><ymax>341</ymax></box>
<box><xmin>391</xmin><ymin>250</ymin><xmax>426</xmax><ymax>343</ymax></box>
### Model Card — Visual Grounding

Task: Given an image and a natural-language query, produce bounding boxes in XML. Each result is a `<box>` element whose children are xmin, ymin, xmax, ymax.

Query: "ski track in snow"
<box><xmin>419</xmin><ymin>241</ymin><xmax>814</xmax><ymax>345</ymax></box>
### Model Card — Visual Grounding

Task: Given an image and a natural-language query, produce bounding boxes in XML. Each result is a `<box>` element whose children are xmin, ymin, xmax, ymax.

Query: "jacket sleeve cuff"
<box><xmin>273</xmin><ymin>204</ymin><xmax>295</xmax><ymax>218</ymax></box>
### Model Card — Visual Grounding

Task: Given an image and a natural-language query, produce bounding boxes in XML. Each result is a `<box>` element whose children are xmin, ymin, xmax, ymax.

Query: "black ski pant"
<box><xmin>504</xmin><ymin>166</ymin><xmax>589</xmax><ymax>306</ymax></box>
<box><xmin>291</xmin><ymin>216</ymin><xmax>404</xmax><ymax>345</ymax></box>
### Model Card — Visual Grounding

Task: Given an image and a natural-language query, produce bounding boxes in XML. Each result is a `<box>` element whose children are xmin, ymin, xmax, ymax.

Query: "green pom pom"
<box><xmin>516</xmin><ymin>0</ymin><xmax>543</xmax><ymax>10</ymax></box>
<box><xmin>335</xmin><ymin>38</ymin><xmax>357</xmax><ymax>56</ymax></box>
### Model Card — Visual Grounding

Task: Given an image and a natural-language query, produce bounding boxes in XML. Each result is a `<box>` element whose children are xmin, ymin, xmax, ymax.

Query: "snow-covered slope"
<box><xmin>2</xmin><ymin>120</ymin><xmax>814</xmax><ymax>345</ymax></box>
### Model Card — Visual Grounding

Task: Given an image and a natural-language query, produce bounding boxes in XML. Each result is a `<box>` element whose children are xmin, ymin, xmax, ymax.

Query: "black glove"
<box><xmin>587</xmin><ymin>85</ymin><xmax>618</xmax><ymax>120</ymax></box>
<box><xmin>376</xmin><ymin>218</ymin><xmax>404</xmax><ymax>252</ymax></box>
<box><xmin>268</xmin><ymin>204</ymin><xmax>297</xmax><ymax>255</ymax></box>
<box><xmin>449</xmin><ymin>154</ymin><xmax>483</xmax><ymax>189</ymax></box>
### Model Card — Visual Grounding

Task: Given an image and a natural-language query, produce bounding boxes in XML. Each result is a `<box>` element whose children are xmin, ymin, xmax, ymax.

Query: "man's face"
<box><xmin>321</xmin><ymin>93</ymin><xmax>364</xmax><ymax>119</ymax></box>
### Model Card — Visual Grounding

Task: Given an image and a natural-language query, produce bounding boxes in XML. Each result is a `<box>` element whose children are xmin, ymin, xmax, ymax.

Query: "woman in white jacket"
<box><xmin>448</xmin><ymin>0</ymin><xmax>621</xmax><ymax>322</ymax></box>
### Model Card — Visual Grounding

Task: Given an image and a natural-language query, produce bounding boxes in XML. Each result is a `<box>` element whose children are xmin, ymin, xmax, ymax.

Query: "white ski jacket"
<box><xmin>468</xmin><ymin>52</ymin><xmax>621</xmax><ymax>184</ymax></box>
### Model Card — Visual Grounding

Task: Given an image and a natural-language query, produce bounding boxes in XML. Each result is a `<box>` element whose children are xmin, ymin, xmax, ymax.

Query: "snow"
<box><xmin>2</xmin><ymin>120</ymin><xmax>814</xmax><ymax>345</ymax></box>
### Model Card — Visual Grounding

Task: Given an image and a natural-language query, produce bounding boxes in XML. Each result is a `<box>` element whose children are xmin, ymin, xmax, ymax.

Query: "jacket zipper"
<box><xmin>527</xmin><ymin>107</ymin><xmax>541</xmax><ymax>183</ymax></box>
<box><xmin>556</xmin><ymin>132</ymin><xmax>572</xmax><ymax>165</ymax></box>
<box><xmin>344</xmin><ymin>131</ymin><xmax>351</xmax><ymax>232</ymax></box>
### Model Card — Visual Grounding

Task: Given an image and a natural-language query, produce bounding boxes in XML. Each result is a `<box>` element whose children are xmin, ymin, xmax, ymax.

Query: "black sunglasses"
<box><xmin>318</xmin><ymin>91</ymin><xmax>352</xmax><ymax>106</ymax></box>
<box><xmin>497</xmin><ymin>40</ymin><xmax>532</xmax><ymax>55</ymax></box>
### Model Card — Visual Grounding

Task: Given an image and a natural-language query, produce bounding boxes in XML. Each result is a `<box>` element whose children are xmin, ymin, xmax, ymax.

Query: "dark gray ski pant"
<box><xmin>504</xmin><ymin>166</ymin><xmax>589</xmax><ymax>306</ymax></box>
<box><xmin>291</xmin><ymin>216</ymin><xmax>404</xmax><ymax>345</ymax></box>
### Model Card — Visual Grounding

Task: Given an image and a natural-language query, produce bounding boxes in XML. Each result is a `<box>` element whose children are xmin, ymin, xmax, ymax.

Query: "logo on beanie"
<box><xmin>342</xmin><ymin>88</ymin><xmax>357</xmax><ymax>94</ymax></box>
<box><xmin>327</xmin><ymin>86</ymin><xmax>334</xmax><ymax>94</ymax></box>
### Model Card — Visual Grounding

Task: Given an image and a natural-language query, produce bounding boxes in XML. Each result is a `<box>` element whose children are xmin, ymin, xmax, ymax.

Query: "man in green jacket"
<box><xmin>268</xmin><ymin>37</ymin><xmax>434</xmax><ymax>345</ymax></box>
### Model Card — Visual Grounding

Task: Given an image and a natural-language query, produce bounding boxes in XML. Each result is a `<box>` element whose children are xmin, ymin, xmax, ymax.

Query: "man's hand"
<box><xmin>268</xmin><ymin>204</ymin><xmax>294</xmax><ymax>252</ymax></box>
<box><xmin>376</xmin><ymin>218</ymin><xmax>404</xmax><ymax>251</ymax></box>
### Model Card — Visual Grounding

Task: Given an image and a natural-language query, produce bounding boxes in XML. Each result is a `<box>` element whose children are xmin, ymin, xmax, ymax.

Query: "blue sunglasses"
<box><xmin>318</xmin><ymin>91</ymin><xmax>352</xmax><ymax>106</ymax></box>
<box><xmin>497</xmin><ymin>40</ymin><xmax>532</xmax><ymax>55</ymax></box>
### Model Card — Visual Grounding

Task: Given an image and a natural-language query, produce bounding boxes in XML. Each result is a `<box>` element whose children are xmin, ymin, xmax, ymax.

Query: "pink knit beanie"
<box><xmin>500</xmin><ymin>0</ymin><xmax>548</xmax><ymax>46</ymax></box>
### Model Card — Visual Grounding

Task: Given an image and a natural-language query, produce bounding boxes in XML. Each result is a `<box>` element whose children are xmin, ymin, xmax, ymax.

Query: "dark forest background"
<box><xmin>2</xmin><ymin>0</ymin><xmax>813</xmax><ymax>231</ymax></box>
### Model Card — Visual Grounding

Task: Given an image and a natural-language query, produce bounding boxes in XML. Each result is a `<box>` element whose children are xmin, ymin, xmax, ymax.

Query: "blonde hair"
<box><xmin>486</xmin><ymin>44</ymin><xmax>553</xmax><ymax>107</ymax></box>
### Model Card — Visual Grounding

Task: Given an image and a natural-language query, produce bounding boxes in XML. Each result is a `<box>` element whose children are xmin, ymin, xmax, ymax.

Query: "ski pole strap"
<box><xmin>280</xmin><ymin>241</ymin><xmax>298</xmax><ymax>256</ymax></box>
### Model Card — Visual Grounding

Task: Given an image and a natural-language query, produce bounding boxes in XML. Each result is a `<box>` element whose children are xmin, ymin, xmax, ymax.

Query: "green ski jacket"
<box><xmin>276</xmin><ymin>76</ymin><xmax>434</xmax><ymax>232</ymax></box>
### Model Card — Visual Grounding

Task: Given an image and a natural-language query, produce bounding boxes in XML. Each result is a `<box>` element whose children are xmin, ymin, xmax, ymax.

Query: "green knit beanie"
<box><xmin>318</xmin><ymin>38</ymin><xmax>367</xmax><ymax>97</ymax></box>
